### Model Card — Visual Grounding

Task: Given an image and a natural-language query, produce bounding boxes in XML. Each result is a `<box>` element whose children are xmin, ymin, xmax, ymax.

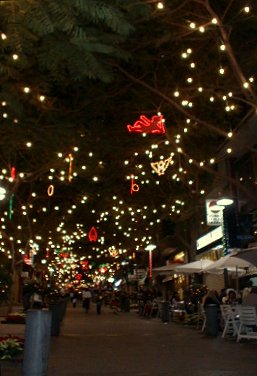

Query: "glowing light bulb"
<box><xmin>23</xmin><ymin>87</ymin><xmax>30</xmax><ymax>93</ymax></box>
<box><xmin>157</xmin><ymin>2</ymin><xmax>164</xmax><ymax>9</ymax></box>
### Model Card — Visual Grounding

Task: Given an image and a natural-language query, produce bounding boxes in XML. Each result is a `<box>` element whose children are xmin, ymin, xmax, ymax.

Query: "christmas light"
<box><xmin>127</xmin><ymin>114</ymin><xmax>166</xmax><ymax>134</ymax></box>
<box><xmin>151</xmin><ymin>157</ymin><xmax>172</xmax><ymax>176</ymax></box>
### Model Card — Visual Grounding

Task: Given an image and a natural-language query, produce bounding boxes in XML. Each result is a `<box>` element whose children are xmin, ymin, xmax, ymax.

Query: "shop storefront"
<box><xmin>196</xmin><ymin>226</ymin><xmax>225</xmax><ymax>291</ymax></box>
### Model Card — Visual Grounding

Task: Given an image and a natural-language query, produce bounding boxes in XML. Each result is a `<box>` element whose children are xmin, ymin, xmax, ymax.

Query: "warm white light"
<box><xmin>157</xmin><ymin>2</ymin><xmax>164</xmax><ymax>9</ymax></box>
<box><xmin>217</xmin><ymin>198</ymin><xmax>234</xmax><ymax>206</ymax></box>
<box><xmin>145</xmin><ymin>244</ymin><xmax>156</xmax><ymax>252</ymax></box>
<box><xmin>0</xmin><ymin>186</ymin><xmax>6</xmax><ymax>201</ymax></box>
<box><xmin>23</xmin><ymin>87</ymin><xmax>30</xmax><ymax>93</ymax></box>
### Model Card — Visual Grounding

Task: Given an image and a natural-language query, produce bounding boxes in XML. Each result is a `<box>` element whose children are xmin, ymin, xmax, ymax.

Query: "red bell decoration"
<box><xmin>81</xmin><ymin>260</ymin><xmax>89</xmax><ymax>270</ymax></box>
<box><xmin>88</xmin><ymin>226</ymin><xmax>98</xmax><ymax>242</ymax></box>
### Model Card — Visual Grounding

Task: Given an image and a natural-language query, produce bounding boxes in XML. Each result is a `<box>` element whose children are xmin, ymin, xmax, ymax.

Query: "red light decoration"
<box><xmin>127</xmin><ymin>114</ymin><xmax>165</xmax><ymax>134</ymax></box>
<box><xmin>130</xmin><ymin>176</ymin><xmax>140</xmax><ymax>195</ymax></box>
<box><xmin>24</xmin><ymin>255</ymin><xmax>32</xmax><ymax>265</ymax></box>
<box><xmin>11</xmin><ymin>166</ymin><xmax>16</xmax><ymax>180</ymax></box>
<box><xmin>75</xmin><ymin>273</ymin><xmax>82</xmax><ymax>281</ymax></box>
<box><xmin>81</xmin><ymin>260</ymin><xmax>89</xmax><ymax>270</ymax></box>
<box><xmin>60</xmin><ymin>252</ymin><xmax>70</xmax><ymax>258</ymax></box>
<box><xmin>88</xmin><ymin>226</ymin><xmax>98</xmax><ymax>242</ymax></box>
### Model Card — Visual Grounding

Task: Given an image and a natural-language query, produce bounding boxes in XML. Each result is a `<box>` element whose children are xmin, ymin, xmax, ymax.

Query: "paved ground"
<box><xmin>0</xmin><ymin>303</ymin><xmax>257</xmax><ymax>375</ymax></box>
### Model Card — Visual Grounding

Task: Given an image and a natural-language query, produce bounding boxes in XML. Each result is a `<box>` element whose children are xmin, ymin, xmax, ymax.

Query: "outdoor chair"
<box><xmin>237</xmin><ymin>305</ymin><xmax>257</xmax><ymax>343</ymax></box>
<box><xmin>197</xmin><ymin>303</ymin><xmax>206</xmax><ymax>332</ymax></box>
<box><xmin>220</xmin><ymin>304</ymin><xmax>239</xmax><ymax>338</ymax></box>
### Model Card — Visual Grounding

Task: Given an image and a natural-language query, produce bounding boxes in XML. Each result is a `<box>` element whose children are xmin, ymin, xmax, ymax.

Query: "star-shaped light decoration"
<box><xmin>151</xmin><ymin>156</ymin><xmax>173</xmax><ymax>176</ymax></box>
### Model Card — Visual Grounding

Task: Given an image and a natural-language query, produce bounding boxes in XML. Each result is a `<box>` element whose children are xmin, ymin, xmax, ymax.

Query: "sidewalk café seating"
<box><xmin>220</xmin><ymin>304</ymin><xmax>239</xmax><ymax>338</ymax></box>
<box><xmin>236</xmin><ymin>305</ymin><xmax>257</xmax><ymax>343</ymax></box>
<box><xmin>170</xmin><ymin>301</ymin><xmax>186</xmax><ymax>322</ymax></box>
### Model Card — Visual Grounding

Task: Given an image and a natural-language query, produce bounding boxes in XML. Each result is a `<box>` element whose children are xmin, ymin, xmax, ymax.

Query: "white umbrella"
<box><xmin>174</xmin><ymin>259</ymin><xmax>214</xmax><ymax>274</ymax></box>
<box><xmin>204</xmin><ymin>254</ymin><xmax>254</xmax><ymax>274</ymax></box>
<box><xmin>232</xmin><ymin>247</ymin><xmax>257</xmax><ymax>267</ymax></box>
<box><xmin>152</xmin><ymin>263</ymin><xmax>182</xmax><ymax>275</ymax></box>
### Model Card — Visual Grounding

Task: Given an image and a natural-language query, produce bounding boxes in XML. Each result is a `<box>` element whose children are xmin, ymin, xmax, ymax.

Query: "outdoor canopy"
<box><xmin>203</xmin><ymin>254</ymin><xmax>254</xmax><ymax>274</ymax></box>
<box><xmin>174</xmin><ymin>259</ymin><xmax>214</xmax><ymax>274</ymax></box>
<box><xmin>232</xmin><ymin>247</ymin><xmax>257</xmax><ymax>267</ymax></box>
<box><xmin>152</xmin><ymin>263</ymin><xmax>182</xmax><ymax>275</ymax></box>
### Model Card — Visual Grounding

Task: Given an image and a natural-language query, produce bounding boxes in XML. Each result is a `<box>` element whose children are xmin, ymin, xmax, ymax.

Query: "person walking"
<box><xmin>82</xmin><ymin>288</ymin><xmax>92</xmax><ymax>313</ymax></box>
<box><xmin>95</xmin><ymin>291</ymin><xmax>103</xmax><ymax>315</ymax></box>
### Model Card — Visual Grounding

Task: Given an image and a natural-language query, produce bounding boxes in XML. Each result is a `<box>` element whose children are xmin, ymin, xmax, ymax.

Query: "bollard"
<box><xmin>49</xmin><ymin>298</ymin><xmax>68</xmax><ymax>336</ymax></box>
<box><xmin>205</xmin><ymin>304</ymin><xmax>219</xmax><ymax>336</ymax></box>
<box><xmin>22</xmin><ymin>309</ymin><xmax>52</xmax><ymax>376</ymax></box>
<box><xmin>161</xmin><ymin>301</ymin><xmax>170</xmax><ymax>323</ymax></box>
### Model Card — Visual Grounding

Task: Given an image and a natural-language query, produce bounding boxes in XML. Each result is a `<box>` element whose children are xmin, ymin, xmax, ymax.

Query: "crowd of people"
<box><xmin>68</xmin><ymin>287</ymin><xmax>132</xmax><ymax>315</ymax></box>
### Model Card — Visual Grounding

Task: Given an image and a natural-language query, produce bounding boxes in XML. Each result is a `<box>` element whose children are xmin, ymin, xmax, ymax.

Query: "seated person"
<box><xmin>222</xmin><ymin>289</ymin><xmax>238</xmax><ymax>305</ymax></box>
<box><xmin>243</xmin><ymin>286</ymin><xmax>257</xmax><ymax>313</ymax></box>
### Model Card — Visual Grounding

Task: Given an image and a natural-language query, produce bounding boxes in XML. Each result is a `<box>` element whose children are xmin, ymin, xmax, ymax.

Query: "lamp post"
<box><xmin>145</xmin><ymin>244</ymin><xmax>156</xmax><ymax>284</ymax></box>
<box><xmin>216</xmin><ymin>198</ymin><xmax>234</xmax><ymax>256</ymax></box>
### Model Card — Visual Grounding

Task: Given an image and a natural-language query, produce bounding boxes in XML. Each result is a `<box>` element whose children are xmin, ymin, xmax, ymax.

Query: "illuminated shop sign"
<box><xmin>196</xmin><ymin>226</ymin><xmax>223</xmax><ymax>250</ymax></box>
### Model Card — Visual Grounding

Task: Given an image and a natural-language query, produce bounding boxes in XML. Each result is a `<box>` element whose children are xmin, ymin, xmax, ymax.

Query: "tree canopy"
<box><xmin>0</xmin><ymin>0</ymin><xmax>256</xmax><ymax>285</ymax></box>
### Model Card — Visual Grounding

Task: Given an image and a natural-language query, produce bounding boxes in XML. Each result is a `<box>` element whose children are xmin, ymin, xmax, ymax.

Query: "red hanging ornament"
<box><xmin>11</xmin><ymin>167</ymin><xmax>16</xmax><ymax>180</ymax></box>
<box><xmin>127</xmin><ymin>114</ymin><xmax>166</xmax><ymax>134</ymax></box>
<box><xmin>88</xmin><ymin>226</ymin><xmax>98</xmax><ymax>242</ymax></box>
<box><xmin>81</xmin><ymin>260</ymin><xmax>89</xmax><ymax>270</ymax></box>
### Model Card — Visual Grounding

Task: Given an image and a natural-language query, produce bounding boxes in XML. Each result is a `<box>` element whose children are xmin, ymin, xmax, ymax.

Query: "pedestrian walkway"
<box><xmin>48</xmin><ymin>303</ymin><xmax>257</xmax><ymax>376</ymax></box>
<box><xmin>1</xmin><ymin>303</ymin><xmax>257</xmax><ymax>375</ymax></box>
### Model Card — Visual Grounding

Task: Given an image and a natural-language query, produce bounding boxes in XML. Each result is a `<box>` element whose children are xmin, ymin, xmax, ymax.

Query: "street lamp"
<box><xmin>145</xmin><ymin>244</ymin><xmax>156</xmax><ymax>282</ymax></box>
<box><xmin>0</xmin><ymin>186</ymin><xmax>6</xmax><ymax>201</ymax></box>
<box><xmin>216</xmin><ymin>198</ymin><xmax>234</xmax><ymax>206</ymax></box>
